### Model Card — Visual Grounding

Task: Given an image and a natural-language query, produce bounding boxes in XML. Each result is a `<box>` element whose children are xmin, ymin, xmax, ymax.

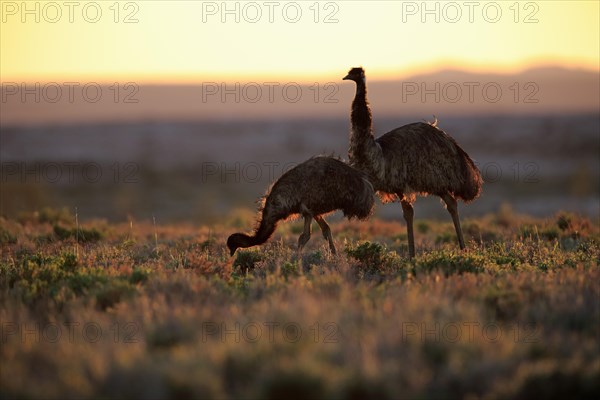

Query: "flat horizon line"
<box><xmin>2</xmin><ymin>63</ymin><xmax>598</xmax><ymax>86</ymax></box>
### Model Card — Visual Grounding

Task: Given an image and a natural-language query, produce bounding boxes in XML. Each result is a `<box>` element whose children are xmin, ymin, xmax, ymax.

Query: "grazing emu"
<box><xmin>343</xmin><ymin>67</ymin><xmax>482</xmax><ymax>258</ymax></box>
<box><xmin>227</xmin><ymin>156</ymin><xmax>374</xmax><ymax>256</ymax></box>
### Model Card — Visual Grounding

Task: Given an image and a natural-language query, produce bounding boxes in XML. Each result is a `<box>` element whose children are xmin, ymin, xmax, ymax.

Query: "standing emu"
<box><xmin>227</xmin><ymin>156</ymin><xmax>374</xmax><ymax>256</ymax></box>
<box><xmin>343</xmin><ymin>67</ymin><xmax>482</xmax><ymax>258</ymax></box>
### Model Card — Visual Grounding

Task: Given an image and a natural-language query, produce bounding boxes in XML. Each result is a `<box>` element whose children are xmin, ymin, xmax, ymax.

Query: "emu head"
<box><xmin>226</xmin><ymin>234</ymin><xmax>242</xmax><ymax>256</ymax></box>
<box><xmin>343</xmin><ymin>67</ymin><xmax>365</xmax><ymax>83</ymax></box>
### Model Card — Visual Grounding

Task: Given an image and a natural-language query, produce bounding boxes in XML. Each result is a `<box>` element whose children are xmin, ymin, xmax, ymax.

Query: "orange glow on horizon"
<box><xmin>2</xmin><ymin>58</ymin><xmax>597</xmax><ymax>86</ymax></box>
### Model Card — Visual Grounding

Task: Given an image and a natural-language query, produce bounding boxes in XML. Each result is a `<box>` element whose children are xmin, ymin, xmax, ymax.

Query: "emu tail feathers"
<box><xmin>356</xmin><ymin>177</ymin><xmax>375</xmax><ymax>219</ymax></box>
<box><xmin>456</xmin><ymin>147</ymin><xmax>483</xmax><ymax>202</ymax></box>
<box><xmin>342</xmin><ymin>177</ymin><xmax>375</xmax><ymax>220</ymax></box>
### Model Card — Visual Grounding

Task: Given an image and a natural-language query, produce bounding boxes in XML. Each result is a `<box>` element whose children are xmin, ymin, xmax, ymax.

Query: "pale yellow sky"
<box><xmin>1</xmin><ymin>0</ymin><xmax>598</xmax><ymax>83</ymax></box>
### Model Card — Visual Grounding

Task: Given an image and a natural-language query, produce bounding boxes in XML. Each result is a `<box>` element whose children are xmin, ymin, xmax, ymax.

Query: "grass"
<box><xmin>0</xmin><ymin>208</ymin><xmax>599</xmax><ymax>399</ymax></box>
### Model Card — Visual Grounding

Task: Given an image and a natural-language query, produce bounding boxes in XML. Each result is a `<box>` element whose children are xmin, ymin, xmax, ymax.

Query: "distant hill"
<box><xmin>1</xmin><ymin>66</ymin><xmax>598</xmax><ymax>126</ymax></box>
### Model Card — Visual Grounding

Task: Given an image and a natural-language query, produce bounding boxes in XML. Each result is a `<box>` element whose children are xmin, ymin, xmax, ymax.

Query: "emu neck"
<box><xmin>349</xmin><ymin>80</ymin><xmax>380</xmax><ymax>176</ymax></box>
<box><xmin>350</xmin><ymin>80</ymin><xmax>372</xmax><ymax>134</ymax></box>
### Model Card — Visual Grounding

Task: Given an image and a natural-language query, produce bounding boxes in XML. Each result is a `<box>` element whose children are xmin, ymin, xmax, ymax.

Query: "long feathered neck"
<box><xmin>350</xmin><ymin>78</ymin><xmax>372</xmax><ymax>135</ymax></box>
<box><xmin>227</xmin><ymin>202</ymin><xmax>280</xmax><ymax>254</ymax></box>
<box><xmin>349</xmin><ymin>78</ymin><xmax>382</xmax><ymax>181</ymax></box>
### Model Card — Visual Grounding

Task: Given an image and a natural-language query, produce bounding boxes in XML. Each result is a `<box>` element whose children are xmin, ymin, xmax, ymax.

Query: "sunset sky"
<box><xmin>1</xmin><ymin>0</ymin><xmax>598</xmax><ymax>83</ymax></box>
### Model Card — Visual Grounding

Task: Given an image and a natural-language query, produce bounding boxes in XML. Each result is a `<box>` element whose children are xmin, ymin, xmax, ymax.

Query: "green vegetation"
<box><xmin>0</xmin><ymin>209</ymin><xmax>599</xmax><ymax>399</ymax></box>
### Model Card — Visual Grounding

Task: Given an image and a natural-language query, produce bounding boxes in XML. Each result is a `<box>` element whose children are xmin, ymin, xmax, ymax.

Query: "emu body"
<box><xmin>343</xmin><ymin>67</ymin><xmax>482</xmax><ymax>258</ymax></box>
<box><xmin>227</xmin><ymin>156</ymin><xmax>374</xmax><ymax>256</ymax></box>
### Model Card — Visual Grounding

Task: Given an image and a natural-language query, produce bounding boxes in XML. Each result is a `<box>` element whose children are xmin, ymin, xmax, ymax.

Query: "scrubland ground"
<box><xmin>0</xmin><ymin>207</ymin><xmax>599</xmax><ymax>399</ymax></box>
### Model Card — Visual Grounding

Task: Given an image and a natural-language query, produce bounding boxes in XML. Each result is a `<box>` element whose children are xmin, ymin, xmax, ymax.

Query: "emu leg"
<box><xmin>401</xmin><ymin>199</ymin><xmax>415</xmax><ymax>258</ymax></box>
<box><xmin>442</xmin><ymin>193</ymin><xmax>465</xmax><ymax>250</ymax></box>
<box><xmin>297</xmin><ymin>214</ymin><xmax>312</xmax><ymax>252</ymax></box>
<box><xmin>314</xmin><ymin>215</ymin><xmax>336</xmax><ymax>255</ymax></box>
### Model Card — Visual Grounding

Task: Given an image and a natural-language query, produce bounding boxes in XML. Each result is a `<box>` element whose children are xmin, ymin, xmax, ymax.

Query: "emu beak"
<box><xmin>230</xmin><ymin>248</ymin><xmax>236</xmax><ymax>257</ymax></box>
<box><xmin>342</xmin><ymin>74</ymin><xmax>351</xmax><ymax>80</ymax></box>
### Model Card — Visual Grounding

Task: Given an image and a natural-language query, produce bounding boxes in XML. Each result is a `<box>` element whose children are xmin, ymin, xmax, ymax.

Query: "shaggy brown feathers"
<box><xmin>227</xmin><ymin>156</ymin><xmax>374</xmax><ymax>256</ymax></box>
<box><xmin>343</xmin><ymin>67</ymin><xmax>482</xmax><ymax>257</ymax></box>
<box><xmin>375</xmin><ymin>122</ymin><xmax>482</xmax><ymax>202</ymax></box>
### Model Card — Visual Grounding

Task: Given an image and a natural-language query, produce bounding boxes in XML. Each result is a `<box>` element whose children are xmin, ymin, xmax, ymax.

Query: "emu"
<box><xmin>227</xmin><ymin>156</ymin><xmax>374</xmax><ymax>256</ymax></box>
<box><xmin>343</xmin><ymin>67</ymin><xmax>482</xmax><ymax>258</ymax></box>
